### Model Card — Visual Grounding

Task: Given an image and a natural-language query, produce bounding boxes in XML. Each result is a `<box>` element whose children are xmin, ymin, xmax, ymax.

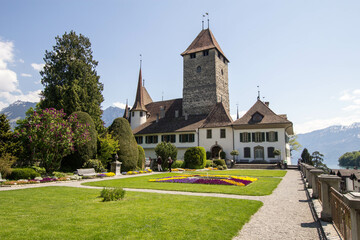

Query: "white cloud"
<box><xmin>342</xmin><ymin>105</ymin><xmax>360</xmax><ymax>112</ymax></box>
<box><xmin>31</xmin><ymin>63</ymin><xmax>45</xmax><ymax>72</ymax></box>
<box><xmin>0</xmin><ymin>39</ymin><xmax>41</xmax><ymax>109</ymax></box>
<box><xmin>21</xmin><ymin>73</ymin><xmax>32</xmax><ymax>77</ymax></box>
<box><xmin>113</xmin><ymin>102</ymin><xmax>131</xmax><ymax>109</ymax></box>
<box><xmin>339</xmin><ymin>89</ymin><xmax>360</xmax><ymax>114</ymax></box>
<box><xmin>19</xmin><ymin>59</ymin><xmax>24</xmax><ymax>63</ymax></box>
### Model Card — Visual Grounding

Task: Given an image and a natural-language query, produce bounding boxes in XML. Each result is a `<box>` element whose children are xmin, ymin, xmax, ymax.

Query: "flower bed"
<box><xmin>149</xmin><ymin>174</ymin><xmax>257</xmax><ymax>186</ymax></box>
<box><xmin>123</xmin><ymin>169</ymin><xmax>152</xmax><ymax>175</ymax></box>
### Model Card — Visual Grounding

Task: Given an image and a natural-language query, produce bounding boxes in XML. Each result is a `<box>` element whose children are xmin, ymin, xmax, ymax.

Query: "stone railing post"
<box><xmin>310</xmin><ymin>169</ymin><xmax>324</xmax><ymax>198</ymax></box>
<box><xmin>318</xmin><ymin>174</ymin><xmax>341</xmax><ymax>222</ymax></box>
<box><xmin>343</xmin><ymin>192</ymin><xmax>360</xmax><ymax>240</ymax></box>
<box><xmin>305</xmin><ymin>165</ymin><xmax>315</xmax><ymax>184</ymax></box>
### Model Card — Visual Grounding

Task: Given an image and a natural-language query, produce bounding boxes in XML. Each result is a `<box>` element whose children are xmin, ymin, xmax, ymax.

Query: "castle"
<box><xmin>124</xmin><ymin>27</ymin><xmax>294</xmax><ymax>164</ymax></box>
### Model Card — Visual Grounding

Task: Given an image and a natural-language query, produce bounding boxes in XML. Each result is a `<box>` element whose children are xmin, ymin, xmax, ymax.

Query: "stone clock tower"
<box><xmin>181</xmin><ymin>28</ymin><xmax>229</xmax><ymax>116</ymax></box>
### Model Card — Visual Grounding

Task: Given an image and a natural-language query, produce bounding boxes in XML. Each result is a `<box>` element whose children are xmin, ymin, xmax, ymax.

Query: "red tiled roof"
<box><xmin>201</xmin><ymin>102</ymin><xmax>233</xmax><ymax>128</ymax></box>
<box><xmin>181</xmin><ymin>29</ymin><xmax>228</xmax><ymax>61</ymax></box>
<box><xmin>131</xmin><ymin>68</ymin><xmax>147</xmax><ymax>112</ymax></box>
<box><xmin>233</xmin><ymin>100</ymin><xmax>293</xmax><ymax>134</ymax></box>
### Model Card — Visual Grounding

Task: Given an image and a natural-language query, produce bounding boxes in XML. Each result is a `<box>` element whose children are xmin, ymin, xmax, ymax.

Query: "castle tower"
<box><xmin>130</xmin><ymin>67</ymin><xmax>148</xmax><ymax>129</ymax></box>
<box><xmin>181</xmin><ymin>28</ymin><xmax>229</xmax><ymax>116</ymax></box>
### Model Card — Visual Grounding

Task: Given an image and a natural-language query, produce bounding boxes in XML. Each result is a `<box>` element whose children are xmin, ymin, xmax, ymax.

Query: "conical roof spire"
<box><xmin>123</xmin><ymin>99</ymin><xmax>129</xmax><ymax>119</ymax></box>
<box><xmin>131</xmin><ymin>67</ymin><xmax>147</xmax><ymax>112</ymax></box>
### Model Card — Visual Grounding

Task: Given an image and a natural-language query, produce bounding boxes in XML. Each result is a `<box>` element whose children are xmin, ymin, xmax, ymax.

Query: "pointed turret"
<box><xmin>131</xmin><ymin>68</ymin><xmax>147</xmax><ymax>112</ymax></box>
<box><xmin>123</xmin><ymin>99</ymin><xmax>129</xmax><ymax>119</ymax></box>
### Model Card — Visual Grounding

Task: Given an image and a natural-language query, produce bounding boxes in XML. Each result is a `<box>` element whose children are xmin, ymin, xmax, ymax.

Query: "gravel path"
<box><xmin>234</xmin><ymin>170</ymin><xmax>322</xmax><ymax>240</ymax></box>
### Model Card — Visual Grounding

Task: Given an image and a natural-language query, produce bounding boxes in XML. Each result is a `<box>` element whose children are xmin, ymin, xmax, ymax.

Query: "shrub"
<box><xmin>172</xmin><ymin>160</ymin><xmax>185</xmax><ymax>168</ymax></box>
<box><xmin>9</xmin><ymin>168</ymin><xmax>40</xmax><ymax>180</ymax></box>
<box><xmin>213</xmin><ymin>159</ymin><xmax>226</xmax><ymax>167</ymax></box>
<box><xmin>137</xmin><ymin>145</ymin><xmax>145</xmax><ymax>170</ymax></box>
<box><xmin>82</xmin><ymin>159</ymin><xmax>106</xmax><ymax>172</ymax></box>
<box><xmin>31</xmin><ymin>166</ymin><xmax>46</xmax><ymax>176</ymax></box>
<box><xmin>52</xmin><ymin>171</ymin><xmax>67</xmax><ymax>178</ymax></box>
<box><xmin>205</xmin><ymin>160</ymin><xmax>213</xmax><ymax>167</ymax></box>
<box><xmin>97</xmin><ymin>133</ymin><xmax>120</xmax><ymax>167</ymax></box>
<box><xmin>99</xmin><ymin>187</ymin><xmax>126</xmax><ymax>202</ymax></box>
<box><xmin>217</xmin><ymin>165</ymin><xmax>224</xmax><ymax>170</ymax></box>
<box><xmin>0</xmin><ymin>154</ymin><xmax>16</xmax><ymax>178</ymax></box>
<box><xmin>155</xmin><ymin>142</ymin><xmax>178</xmax><ymax>169</ymax></box>
<box><xmin>184</xmin><ymin>147</ymin><xmax>206</xmax><ymax>169</ymax></box>
<box><xmin>62</xmin><ymin>111</ymin><xmax>97</xmax><ymax>171</ymax></box>
<box><xmin>220</xmin><ymin>151</ymin><xmax>226</xmax><ymax>160</ymax></box>
<box><xmin>108</xmin><ymin>118</ymin><xmax>138</xmax><ymax>172</ymax></box>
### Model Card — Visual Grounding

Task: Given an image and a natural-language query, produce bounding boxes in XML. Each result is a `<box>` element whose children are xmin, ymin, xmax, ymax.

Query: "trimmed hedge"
<box><xmin>154</xmin><ymin>142</ymin><xmax>178</xmax><ymax>170</ymax></box>
<box><xmin>213</xmin><ymin>159</ymin><xmax>226</xmax><ymax>167</ymax></box>
<box><xmin>184</xmin><ymin>147</ymin><xmax>207</xmax><ymax>169</ymax></box>
<box><xmin>137</xmin><ymin>145</ymin><xmax>145</xmax><ymax>170</ymax></box>
<box><xmin>108</xmin><ymin>118</ymin><xmax>138</xmax><ymax>172</ymax></box>
<box><xmin>62</xmin><ymin>111</ymin><xmax>97</xmax><ymax>171</ymax></box>
<box><xmin>172</xmin><ymin>160</ymin><xmax>185</xmax><ymax>168</ymax></box>
<box><xmin>205</xmin><ymin>160</ymin><xmax>213</xmax><ymax>167</ymax></box>
<box><xmin>9</xmin><ymin>168</ymin><xmax>40</xmax><ymax>180</ymax></box>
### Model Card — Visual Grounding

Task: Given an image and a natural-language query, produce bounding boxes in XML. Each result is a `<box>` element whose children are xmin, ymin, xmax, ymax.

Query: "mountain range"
<box><xmin>1</xmin><ymin>101</ymin><xmax>360</xmax><ymax>169</ymax></box>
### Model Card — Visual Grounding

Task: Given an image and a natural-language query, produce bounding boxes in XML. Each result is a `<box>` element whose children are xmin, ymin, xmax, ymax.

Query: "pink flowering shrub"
<box><xmin>15</xmin><ymin>108</ymin><xmax>91</xmax><ymax>173</ymax></box>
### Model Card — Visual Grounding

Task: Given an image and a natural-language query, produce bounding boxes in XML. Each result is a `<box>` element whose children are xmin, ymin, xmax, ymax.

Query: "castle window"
<box><xmin>268</xmin><ymin>147</ymin><xmax>275</xmax><ymax>158</ymax></box>
<box><xmin>252</xmin><ymin>132</ymin><xmax>265</xmax><ymax>142</ymax></box>
<box><xmin>190</xmin><ymin>53</ymin><xmax>196</xmax><ymax>59</ymax></box>
<box><xmin>196</xmin><ymin>66</ymin><xmax>201</xmax><ymax>73</ymax></box>
<box><xmin>206</xmin><ymin>129</ymin><xmax>212</xmax><ymax>139</ymax></box>
<box><xmin>266</xmin><ymin>131</ymin><xmax>278</xmax><ymax>142</ymax></box>
<box><xmin>223</xmin><ymin>58</ymin><xmax>226</xmax><ymax>64</ymax></box>
<box><xmin>179</xmin><ymin>134</ymin><xmax>195</xmax><ymax>143</ymax></box>
<box><xmin>240</xmin><ymin>132</ymin><xmax>251</xmax><ymax>142</ymax></box>
<box><xmin>244</xmin><ymin>147</ymin><xmax>251</xmax><ymax>158</ymax></box>
<box><xmin>221</xmin><ymin>69</ymin><xmax>224</xmax><ymax>75</ymax></box>
<box><xmin>218</xmin><ymin>51</ymin><xmax>221</xmax><ymax>59</ymax></box>
<box><xmin>135</xmin><ymin>136</ymin><xmax>143</xmax><ymax>144</ymax></box>
<box><xmin>203</xmin><ymin>50</ymin><xmax>209</xmax><ymax>56</ymax></box>
<box><xmin>161</xmin><ymin>134</ymin><xmax>176</xmax><ymax>143</ymax></box>
<box><xmin>132</xmin><ymin>112</ymin><xmax>134</xmax><ymax>117</ymax></box>
<box><xmin>140</xmin><ymin>112</ymin><xmax>143</xmax><ymax>117</ymax></box>
<box><xmin>220</xmin><ymin>129</ymin><xmax>226</xmax><ymax>138</ymax></box>
<box><xmin>145</xmin><ymin>135</ymin><xmax>158</xmax><ymax>144</ymax></box>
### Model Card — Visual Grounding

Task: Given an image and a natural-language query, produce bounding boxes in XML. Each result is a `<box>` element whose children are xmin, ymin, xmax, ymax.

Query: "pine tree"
<box><xmin>39</xmin><ymin>31</ymin><xmax>104</xmax><ymax>131</ymax></box>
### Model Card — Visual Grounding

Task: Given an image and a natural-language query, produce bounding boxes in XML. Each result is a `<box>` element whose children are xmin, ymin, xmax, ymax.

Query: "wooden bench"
<box><xmin>76</xmin><ymin>168</ymin><xmax>97</xmax><ymax>177</ymax></box>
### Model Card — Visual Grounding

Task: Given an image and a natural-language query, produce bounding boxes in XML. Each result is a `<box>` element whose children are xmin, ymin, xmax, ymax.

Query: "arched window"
<box><xmin>196</xmin><ymin>66</ymin><xmax>201</xmax><ymax>73</ymax></box>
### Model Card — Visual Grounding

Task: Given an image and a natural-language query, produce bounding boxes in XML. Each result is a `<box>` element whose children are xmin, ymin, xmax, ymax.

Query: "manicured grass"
<box><xmin>191</xmin><ymin>169</ymin><xmax>287</xmax><ymax>177</ymax></box>
<box><xmin>0</xmin><ymin>187</ymin><xmax>262</xmax><ymax>240</ymax></box>
<box><xmin>84</xmin><ymin>172</ymin><xmax>283</xmax><ymax>196</ymax></box>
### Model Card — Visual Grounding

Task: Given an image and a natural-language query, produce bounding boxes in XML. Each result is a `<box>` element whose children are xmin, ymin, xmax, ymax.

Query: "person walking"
<box><xmin>157</xmin><ymin>156</ymin><xmax>163</xmax><ymax>172</ymax></box>
<box><xmin>168</xmin><ymin>157</ymin><xmax>173</xmax><ymax>172</ymax></box>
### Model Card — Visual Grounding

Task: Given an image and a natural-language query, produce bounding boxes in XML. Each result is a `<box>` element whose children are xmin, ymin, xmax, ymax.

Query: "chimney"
<box><xmin>265</xmin><ymin>102</ymin><xmax>269</xmax><ymax>107</ymax></box>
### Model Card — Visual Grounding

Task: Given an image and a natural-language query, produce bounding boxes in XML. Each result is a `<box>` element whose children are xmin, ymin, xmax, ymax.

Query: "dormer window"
<box><xmin>203</xmin><ymin>50</ymin><xmax>209</xmax><ymax>56</ymax></box>
<box><xmin>252</xmin><ymin>112</ymin><xmax>263</xmax><ymax>123</ymax></box>
<box><xmin>190</xmin><ymin>53</ymin><xmax>196</xmax><ymax>59</ymax></box>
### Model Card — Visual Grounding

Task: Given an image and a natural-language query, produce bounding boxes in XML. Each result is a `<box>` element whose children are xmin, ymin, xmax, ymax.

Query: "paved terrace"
<box><xmin>0</xmin><ymin>170</ymin><xmax>325</xmax><ymax>239</ymax></box>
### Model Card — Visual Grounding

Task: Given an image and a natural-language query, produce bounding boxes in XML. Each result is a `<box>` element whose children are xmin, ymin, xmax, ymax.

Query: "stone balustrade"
<box><xmin>300</xmin><ymin>162</ymin><xmax>360</xmax><ymax>239</ymax></box>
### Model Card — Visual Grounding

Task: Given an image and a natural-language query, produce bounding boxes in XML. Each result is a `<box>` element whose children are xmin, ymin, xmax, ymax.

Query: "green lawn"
<box><xmin>84</xmin><ymin>170</ymin><xmax>285</xmax><ymax>196</ymax></box>
<box><xmin>0</xmin><ymin>187</ymin><xmax>262</xmax><ymax>240</ymax></box>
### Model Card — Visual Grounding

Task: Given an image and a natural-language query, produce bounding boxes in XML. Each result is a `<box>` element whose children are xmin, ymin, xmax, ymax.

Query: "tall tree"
<box><xmin>39</xmin><ymin>31</ymin><xmax>104</xmax><ymax>131</ymax></box>
<box><xmin>301</xmin><ymin>148</ymin><xmax>311</xmax><ymax>164</ymax></box>
<box><xmin>289</xmin><ymin>135</ymin><xmax>302</xmax><ymax>156</ymax></box>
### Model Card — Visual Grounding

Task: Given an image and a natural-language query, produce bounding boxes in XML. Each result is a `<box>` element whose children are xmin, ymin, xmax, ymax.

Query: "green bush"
<box><xmin>172</xmin><ymin>160</ymin><xmax>185</xmax><ymax>168</ymax></box>
<box><xmin>97</xmin><ymin>133</ymin><xmax>120</xmax><ymax>167</ymax></box>
<box><xmin>220</xmin><ymin>151</ymin><xmax>226</xmax><ymax>160</ymax></box>
<box><xmin>32</xmin><ymin>166</ymin><xmax>46</xmax><ymax>176</ymax></box>
<box><xmin>9</xmin><ymin>168</ymin><xmax>40</xmax><ymax>180</ymax></box>
<box><xmin>108</xmin><ymin>118</ymin><xmax>138</xmax><ymax>172</ymax></box>
<box><xmin>52</xmin><ymin>171</ymin><xmax>67</xmax><ymax>178</ymax></box>
<box><xmin>99</xmin><ymin>187</ymin><xmax>126</xmax><ymax>202</ymax></box>
<box><xmin>0</xmin><ymin>154</ymin><xmax>16</xmax><ymax>178</ymax></box>
<box><xmin>62</xmin><ymin>111</ymin><xmax>97</xmax><ymax>171</ymax></box>
<box><xmin>217</xmin><ymin>165</ymin><xmax>224</xmax><ymax>170</ymax></box>
<box><xmin>137</xmin><ymin>145</ymin><xmax>145</xmax><ymax>170</ymax></box>
<box><xmin>205</xmin><ymin>160</ymin><xmax>213</xmax><ymax>167</ymax></box>
<box><xmin>213</xmin><ymin>159</ymin><xmax>226</xmax><ymax>167</ymax></box>
<box><xmin>82</xmin><ymin>159</ymin><xmax>106</xmax><ymax>172</ymax></box>
<box><xmin>184</xmin><ymin>147</ymin><xmax>206</xmax><ymax>169</ymax></box>
<box><xmin>155</xmin><ymin>142</ymin><xmax>178</xmax><ymax>169</ymax></box>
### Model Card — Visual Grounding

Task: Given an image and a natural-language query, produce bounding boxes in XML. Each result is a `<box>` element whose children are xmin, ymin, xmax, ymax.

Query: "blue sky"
<box><xmin>1</xmin><ymin>0</ymin><xmax>360</xmax><ymax>133</ymax></box>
